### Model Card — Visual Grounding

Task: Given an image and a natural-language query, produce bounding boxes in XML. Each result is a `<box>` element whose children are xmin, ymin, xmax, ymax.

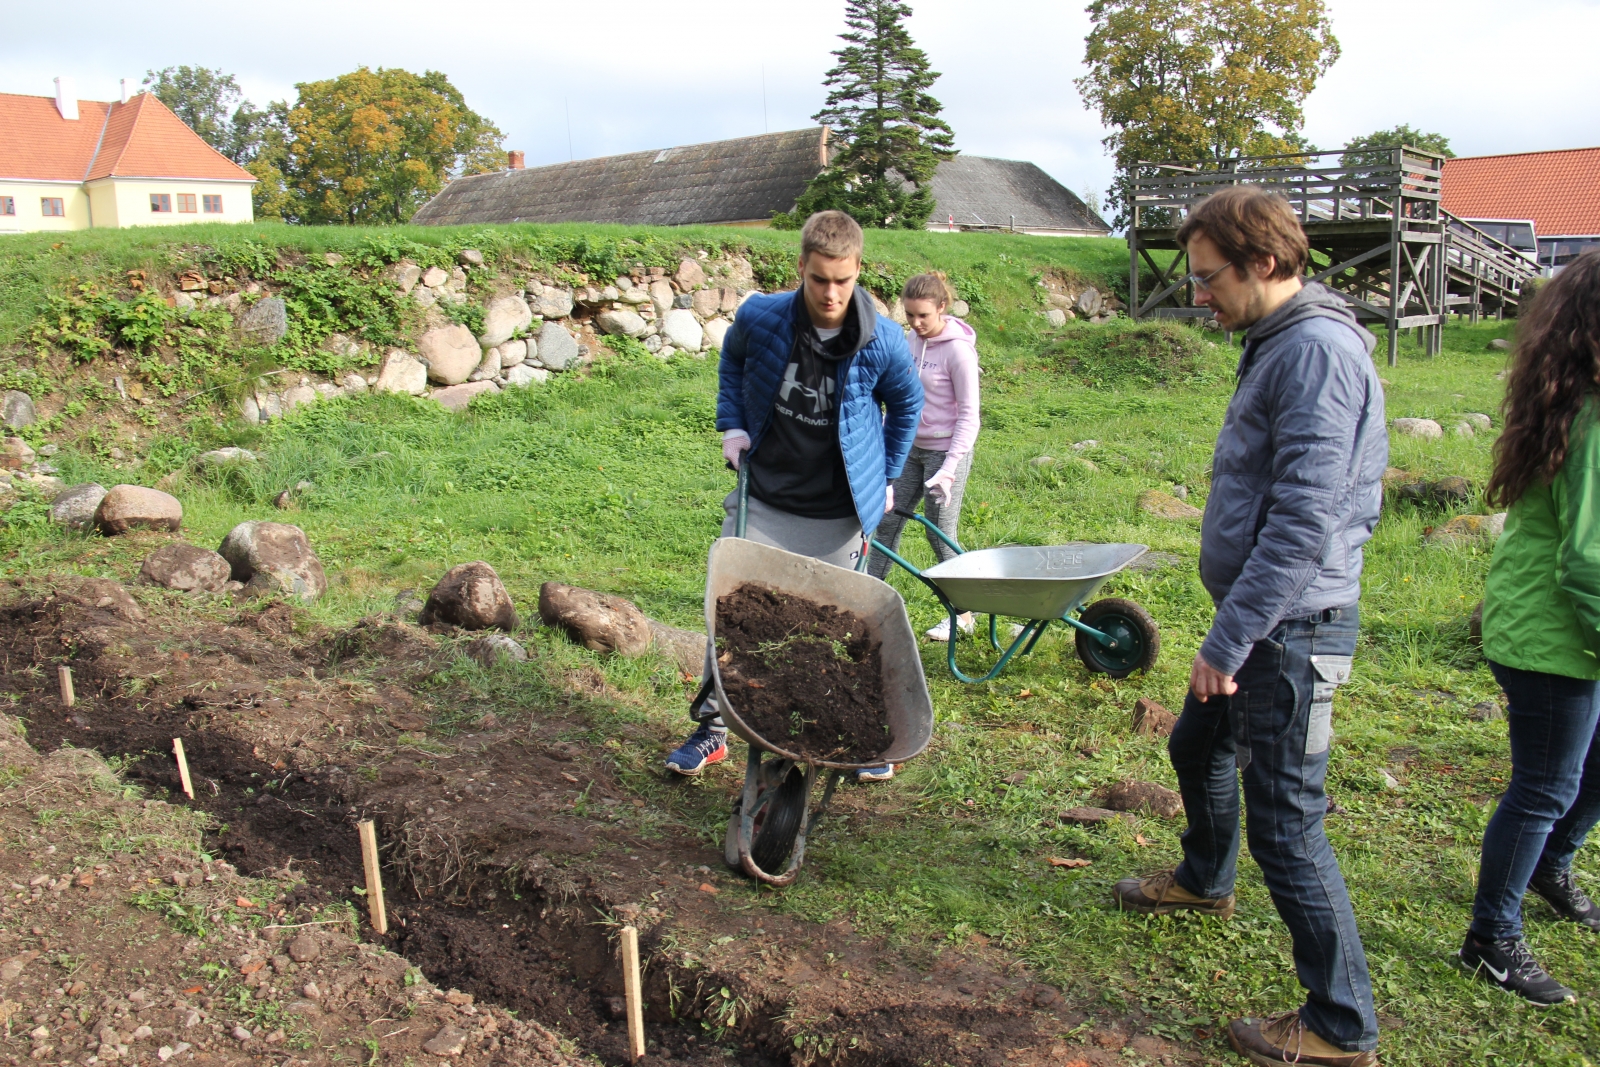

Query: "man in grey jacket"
<box><xmin>1113</xmin><ymin>188</ymin><xmax>1387</xmax><ymax>1067</ymax></box>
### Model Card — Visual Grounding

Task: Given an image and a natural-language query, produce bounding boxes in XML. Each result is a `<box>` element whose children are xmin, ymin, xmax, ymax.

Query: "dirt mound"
<box><xmin>1054</xmin><ymin>320</ymin><xmax>1230</xmax><ymax>387</ymax></box>
<box><xmin>715</xmin><ymin>585</ymin><xmax>889</xmax><ymax>763</ymax></box>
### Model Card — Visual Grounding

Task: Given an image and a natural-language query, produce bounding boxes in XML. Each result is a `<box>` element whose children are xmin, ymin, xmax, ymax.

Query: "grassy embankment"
<box><xmin>1</xmin><ymin>222</ymin><xmax>1593</xmax><ymax>1065</ymax></box>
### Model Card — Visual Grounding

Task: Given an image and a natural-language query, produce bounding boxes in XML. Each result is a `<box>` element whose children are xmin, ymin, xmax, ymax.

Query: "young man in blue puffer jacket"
<box><xmin>665</xmin><ymin>210</ymin><xmax>924</xmax><ymax>780</ymax></box>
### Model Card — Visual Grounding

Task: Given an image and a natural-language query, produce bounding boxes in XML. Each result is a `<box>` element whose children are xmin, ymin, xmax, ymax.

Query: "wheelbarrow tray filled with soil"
<box><xmin>704</xmin><ymin>538</ymin><xmax>934</xmax><ymax>771</ymax></box>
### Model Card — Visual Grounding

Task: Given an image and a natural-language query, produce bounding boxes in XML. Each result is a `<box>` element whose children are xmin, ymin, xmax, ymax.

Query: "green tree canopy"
<box><xmin>279</xmin><ymin>67</ymin><xmax>504</xmax><ymax>225</ymax></box>
<box><xmin>1342</xmin><ymin>124</ymin><xmax>1454</xmax><ymax>159</ymax></box>
<box><xmin>1075</xmin><ymin>0</ymin><xmax>1340</xmax><ymax>226</ymax></box>
<box><xmin>779</xmin><ymin>0</ymin><xmax>956</xmax><ymax>230</ymax></box>
<box><xmin>143</xmin><ymin>66</ymin><xmax>256</xmax><ymax>163</ymax></box>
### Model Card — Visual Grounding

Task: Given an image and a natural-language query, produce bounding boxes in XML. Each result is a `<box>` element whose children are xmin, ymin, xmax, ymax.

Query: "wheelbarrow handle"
<box><xmin>735</xmin><ymin>448</ymin><xmax>750</xmax><ymax>539</ymax></box>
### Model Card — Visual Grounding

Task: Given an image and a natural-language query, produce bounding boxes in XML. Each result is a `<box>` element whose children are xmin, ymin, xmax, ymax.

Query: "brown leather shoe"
<box><xmin>1113</xmin><ymin>869</ymin><xmax>1236</xmax><ymax>918</ymax></box>
<box><xmin>1227</xmin><ymin>1012</ymin><xmax>1379</xmax><ymax>1066</ymax></box>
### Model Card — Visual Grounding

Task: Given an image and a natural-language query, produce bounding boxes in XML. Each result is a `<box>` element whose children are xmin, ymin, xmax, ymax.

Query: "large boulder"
<box><xmin>140</xmin><ymin>543</ymin><xmax>231</xmax><ymax>593</ymax></box>
<box><xmin>538</xmin><ymin>582</ymin><xmax>652</xmax><ymax>656</ymax></box>
<box><xmin>280</xmin><ymin>384</ymin><xmax>318</xmax><ymax>412</ymax></box>
<box><xmin>536</xmin><ymin>321</ymin><xmax>580</xmax><ymax>372</ymax></box>
<box><xmin>596</xmin><ymin>309</ymin><xmax>649</xmax><ymax>338</ymax></box>
<box><xmin>373</xmin><ymin>350</ymin><xmax>428</xmax><ymax>396</ymax></box>
<box><xmin>478</xmin><ymin>295</ymin><xmax>533</xmax><ymax>347</ymax></box>
<box><xmin>648</xmin><ymin>280</ymin><xmax>675</xmax><ymax>320</ymax></box>
<box><xmin>498</xmin><ymin>339</ymin><xmax>529</xmax><ymax>368</ymax></box>
<box><xmin>239</xmin><ymin>298</ymin><xmax>289</xmax><ymax>345</ymax></box>
<box><xmin>1074</xmin><ymin>288</ymin><xmax>1104</xmax><ymax>317</ymax></box>
<box><xmin>2</xmin><ymin>391</ymin><xmax>35</xmax><ymax>430</ymax></box>
<box><xmin>661</xmin><ymin>309</ymin><xmax>704</xmax><ymax>353</ymax></box>
<box><xmin>432</xmin><ymin>380</ymin><xmax>500</xmax><ymax>412</ymax></box>
<box><xmin>469</xmin><ymin>348</ymin><xmax>501</xmax><ymax>382</ymax></box>
<box><xmin>50</xmin><ymin>483</ymin><xmax>107</xmax><ymax>529</ymax></box>
<box><xmin>419</xmin><ymin>562</ymin><xmax>518</xmax><ymax>631</ymax></box>
<box><xmin>218</xmin><ymin>521</ymin><xmax>327</xmax><ymax>602</ymax></box>
<box><xmin>702</xmin><ymin>318</ymin><xmax>732</xmax><ymax>350</ymax></box>
<box><xmin>673</xmin><ymin>258</ymin><xmax>706</xmax><ymax>291</ymax></box>
<box><xmin>690</xmin><ymin>289</ymin><xmax>722</xmax><ymax>319</ymax></box>
<box><xmin>1392</xmin><ymin>418</ymin><xmax>1443</xmax><ymax>440</ymax></box>
<box><xmin>418</xmin><ymin>325</ymin><xmax>481</xmax><ymax>385</ymax></box>
<box><xmin>531</xmin><ymin>284</ymin><xmax>574</xmax><ymax>319</ymax></box>
<box><xmin>95</xmin><ymin>485</ymin><xmax>182</xmax><ymax>535</ymax></box>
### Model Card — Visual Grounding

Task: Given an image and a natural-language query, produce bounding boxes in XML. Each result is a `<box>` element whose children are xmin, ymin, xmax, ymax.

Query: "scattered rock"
<box><xmin>1</xmin><ymin>437</ymin><xmax>35</xmax><ymax>470</ymax></box>
<box><xmin>466</xmin><ymin>633</ymin><xmax>528</xmax><ymax>666</ymax></box>
<box><xmin>950</xmin><ymin>299</ymin><xmax>970</xmax><ymax>318</ymax></box>
<box><xmin>1029</xmin><ymin>456</ymin><xmax>1056</xmax><ymax>468</ymax></box>
<box><xmin>1132</xmin><ymin>697</ymin><xmax>1177</xmax><ymax>737</ymax></box>
<box><xmin>539</xmin><ymin>582</ymin><xmax>652</xmax><ymax>656</ymax></box>
<box><xmin>1392</xmin><ymin>418</ymin><xmax>1443</xmax><ymax>440</ymax></box>
<box><xmin>536</xmin><ymin>321</ymin><xmax>581</xmax><ymax>371</ymax></box>
<box><xmin>498</xmin><ymin>338</ymin><xmax>529</xmax><ymax>368</ymax></box>
<box><xmin>1462</xmin><ymin>412</ymin><xmax>1493</xmax><ymax>433</ymax></box>
<box><xmin>1137</xmin><ymin>489</ymin><xmax>1202</xmax><ymax>520</ymax></box>
<box><xmin>57</xmin><ymin>578</ymin><xmax>144</xmax><ymax>622</ymax></box>
<box><xmin>1398</xmin><ymin>476</ymin><xmax>1473</xmax><ymax>508</ymax></box>
<box><xmin>648</xmin><ymin>280</ymin><xmax>675</xmax><ymax>319</ymax></box>
<box><xmin>1074</xmin><ymin>288</ymin><xmax>1104</xmax><ymax>317</ymax></box>
<box><xmin>373</xmin><ymin>350</ymin><xmax>428</xmax><ymax>396</ymax></box>
<box><xmin>1380</xmin><ymin>768</ymin><xmax>1401</xmax><ymax>790</ymax></box>
<box><xmin>596</xmin><ymin>308</ymin><xmax>649</xmax><ymax>338</ymax></box>
<box><xmin>469</xmin><ymin>347</ymin><xmax>501</xmax><ymax>382</ymax></box>
<box><xmin>238</xmin><ymin>298</ymin><xmax>288</xmax><ymax>345</ymax></box>
<box><xmin>647</xmin><ymin>619</ymin><xmax>709</xmax><ymax>673</ymax></box>
<box><xmin>218</xmin><ymin>521</ymin><xmax>328</xmax><ymax>602</ymax></box>
<box><xmin>1171</xmin><ymin>484</ymin><xmax>1188</xmax><ymax>499</ymax></box>
<box><xmin>232</xmin><ymin>1026</ymin><xmax>252</xmax><ymax>1043</ymax></box>
<box><xmin>287</xmin><ymin>935</ymin><xmax>319</xmax><ymax>963</ymax></box>
<box><xmin>273</xmin><ymin>490</ymin><xmax>294</xmax><ymax>510</ymax></box>
<box><xmin>691</xmin><ymin>289</ymin><xmax>722</xmax><ymax>318</ymax></box>
<box><xmin>478</xmin><ymin>295</ymin><xmax>533</xmax><ymax>347</ymax></box>
<box><xmin>1488</xmin><ymin>338</ymin><xmax>1511</xmax><ymax>352</ymax></box>
<box><xmin>2</xmin><ymin>392</ymin><xmax>35</xmax><ymax>430</ymax></box>
<box><xmin>418</xmin><ymin>325</ymin><xmax>482</xmax><ymax>385</ymax></box>
<box><xmin>421</xmin><ymin>562</ymin><xmax>518</xmax><ymax>631</ymax></box>
<box><xmin>422</xmin><ymin>267</ymin><xmax>449</xmax><ymax>289</ymax></box>
<box><xmin>393</xmin><ymin>262</ymin><xmax>421</xmax><ymax>293</ymax></box>
<box><xmin>661</xmin><ymin>309</ymin><xmax>705</xmax><ymax>352</ymax></box>
<box><xmin>140</xmin><ymin>544</ymin><xmax>232</xmax><ymax>594</ymax></box>
<box><xmin>49</xmin><ymin>483</ymin><xmax>106</xmax><ymax>529</ymax></box>
<box><xmin>1101</xmin><ymin>780</ymin><xmax>1183</xmax><ymax>818</ymax></box>
<box><xmin>673</xmin><ymin>258</ymin><xmax>706</xmax><ymax>291</ymax></box>
<box><xmin>280</xmin><ymin>384</ymin><xmax>318</xmax><ymax>412</ymax></box>
<box><xmin>95</xmin><ymin>485</ymin><xmax>182</xmax><ymax>535</ymax></box>
<box><xmin>532</xmin><ymin>285</ymin><xmax>574</xmax><ymax>320</ymax></box>
<box><xmin>422</xmin><ymin>1025</ymin><xmax>469</xmax><ymax>1058</ymax></box>
<box><xmin>458</xmin><ymin>248</ymin><xmax>484</xmax><ymax>267</ymax></box>
<box><xmin>702</xmin><ymin>317</ymin><xmax>732</xmax><ymax>350</ymax></box>
<box><xmin>195</xmin><ymin>447</ymin><xmax>256</xmax><ymax>467</ymax></box>
<box><xmin>1428</xmin><ymin>512</ymin><xmax>1507</xmax><ymax>544</ymax></box>
<box><xmin>1470</xmin><ymin>701</ymin><xmax>1503</xmax><ymax>722</ymax></box>
<box><xmin>432</xmin><ymin>380</ymin><xmax>500</xmax><ymax>413</ymax></box>
<box><xmin>1045</xmin><ymin>308</ymin><xmax>1068</xmax><ymax>328</ymax></box>
<box><xmin>505</xmin><ymin>364</ymin><xmax>550</xmax><ymax>388</ymax></box>
<box><xmin>1058</xmin><ymin>807</ymin><xmax>1128</xmax><ymax>826</ymax></box>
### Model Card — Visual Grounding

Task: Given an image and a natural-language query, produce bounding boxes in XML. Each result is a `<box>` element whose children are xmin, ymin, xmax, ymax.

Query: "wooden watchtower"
<box><xmin>1127</xmin><ymin>148</ymin><xmax>1539</xmax><ymax>365</ymax></box>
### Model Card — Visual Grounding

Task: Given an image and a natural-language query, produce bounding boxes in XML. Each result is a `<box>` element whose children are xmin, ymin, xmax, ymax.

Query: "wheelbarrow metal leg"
<box><xmin>734</xmin><ymin>749</ymin><xmax>844</xmax><ymax>887</ymax></box>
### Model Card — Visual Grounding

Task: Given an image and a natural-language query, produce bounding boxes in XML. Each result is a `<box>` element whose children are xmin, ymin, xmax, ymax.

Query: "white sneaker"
<box><xmin>925</xmin><ymin>613</ymin><xmax>975</xmax><ymax>642</ymax></box>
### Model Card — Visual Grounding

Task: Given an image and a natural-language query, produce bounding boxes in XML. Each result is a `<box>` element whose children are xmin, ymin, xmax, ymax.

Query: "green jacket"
<box><xmin>1483</xmin><ymin>404</ymin><xmax>1600</xmax><ymax>679</ymax></box>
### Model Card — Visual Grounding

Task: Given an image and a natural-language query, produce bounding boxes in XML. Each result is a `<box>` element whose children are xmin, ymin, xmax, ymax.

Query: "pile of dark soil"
<box><xmin>714</xmin><ymin>585</ymin><xmax>889</xmax><ymax>763</ymax></box>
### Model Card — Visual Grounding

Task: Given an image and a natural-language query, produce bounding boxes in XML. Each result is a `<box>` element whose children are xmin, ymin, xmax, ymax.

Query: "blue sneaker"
<box><xmin>856</xmin><ymin>764</ymin><xmax>895</xmax><ymax>782</ymax></box>
<box><xmin>666</xmin><ymin>723</ymin><xmax>728</xmax><ymax>776</ymax></box>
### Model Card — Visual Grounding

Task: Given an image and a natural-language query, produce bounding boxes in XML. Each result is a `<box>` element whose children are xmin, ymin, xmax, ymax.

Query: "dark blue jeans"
<box><xmin>1473</xmin><ymin>661</ymin><xmax>1600</xmax><ymax>939</ymax></box>
<box><xmin>1169</xmin><ymin>605</ymin><xmax>1377</xmax><ymax>1052</ymax></box>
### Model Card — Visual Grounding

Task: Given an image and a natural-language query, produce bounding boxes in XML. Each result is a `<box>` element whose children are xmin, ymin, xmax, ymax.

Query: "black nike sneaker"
<box><xmin>1528</xmin><ymin>865</ymin><xmax>1600</xmax><ymax>932</ymax></box>
<box><xmin>1458</xmin><ymin>932</ymin><xmax>1577</xmax><ymax>1005</ymax></box>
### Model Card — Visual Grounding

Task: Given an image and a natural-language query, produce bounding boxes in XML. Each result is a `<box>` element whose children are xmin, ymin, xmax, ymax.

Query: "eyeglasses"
<box><xmin>1182</xmin><ymin>263</ymin><xmax>1232</xmax><ymax>292</ymax></box>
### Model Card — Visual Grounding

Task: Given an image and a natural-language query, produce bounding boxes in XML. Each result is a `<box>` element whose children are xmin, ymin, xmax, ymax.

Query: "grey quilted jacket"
<box><xmin>1198</xmin><ymin>282</ymin><xmax>1388</xmax><ymax>675</ymax></box>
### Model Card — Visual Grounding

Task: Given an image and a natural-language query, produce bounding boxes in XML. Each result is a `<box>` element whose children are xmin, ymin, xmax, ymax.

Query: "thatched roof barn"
<box><xmin>927</xmin><ymin>155</ymin><xmax>1109</xmax><ymax>236</ymax></box>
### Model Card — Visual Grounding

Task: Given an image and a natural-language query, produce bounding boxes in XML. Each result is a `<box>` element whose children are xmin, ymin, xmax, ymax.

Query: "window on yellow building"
<box><xmin>0</xmin><ymin>197</ymin><xmax>14</xmax><ymax>216</ymax></box>
<box><xmin>150</xmin><ymin>194</ymin><xmax>171</xmax><ymax>213</ymax></box>
<box><xmin>203</xmin><ymin>194</ymin><xmax>223</xmax><ymax>214</ymax></box>
<box><xmin>177</xmin><ymin>194</ymin><xmax>197</xmax><ymax>213</ymax></box>
<box><xmin>41</xmin><ymin>198</ymin><xmax>65</xmax><ymax>217</ymax></box>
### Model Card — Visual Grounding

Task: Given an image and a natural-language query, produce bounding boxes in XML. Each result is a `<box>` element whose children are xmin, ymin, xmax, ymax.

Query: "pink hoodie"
<box><xmin>910</xmin><ymin>315</ymin><xmax>981</xmax><ymax>476</ymax></box>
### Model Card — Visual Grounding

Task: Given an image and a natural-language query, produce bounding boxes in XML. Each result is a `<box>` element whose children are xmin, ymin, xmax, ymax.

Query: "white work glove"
<box><xmin>925</xmin><ymin>469</ymin><xmax>956</xmax><ymax>506</ymax></box>
<box><xmin>722</xmin><ymin>429</ymin><xmax>751</xmax><ymax>470</ymax></box>
<box><xmin>884</xmin><ymin>484</ymin><xmax>896</xmax><ymax>515</ymax></box>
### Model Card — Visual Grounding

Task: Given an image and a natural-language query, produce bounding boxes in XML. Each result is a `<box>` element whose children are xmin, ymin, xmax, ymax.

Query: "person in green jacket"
<box><xmin>1459</xmin><ymin>251</ymin><xmax>1600</xmax><ymax>1006</ymax></box>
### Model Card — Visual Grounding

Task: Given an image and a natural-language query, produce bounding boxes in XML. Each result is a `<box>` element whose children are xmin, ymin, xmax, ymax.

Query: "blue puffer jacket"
<box><xmin>1198</xmin><ymin>282</ymin><xmax>1389</xmax><ymax>675</ymax></box>
<box><xmin>717</xmin><ymin>289</ymin><xmax>923</xmax><ymax>535</ymax></box>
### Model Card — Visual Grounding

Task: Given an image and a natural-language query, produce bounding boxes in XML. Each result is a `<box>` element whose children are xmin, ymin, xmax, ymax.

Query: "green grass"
<box><xmin>0</xmin><ymin>222</ymin><xmax>1587</xmax><ymax>1063</ymax></box>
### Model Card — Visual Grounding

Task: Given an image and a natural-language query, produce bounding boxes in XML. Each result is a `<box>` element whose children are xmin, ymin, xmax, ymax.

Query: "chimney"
<box><xmin>53</xmin><ymin>76</ymin><xmax>78</xmax><ymax>121</ymax></box>
<box><xmin>508</xmin><ymin>150</ymin><xmax>525</xmax><ymax>170</ymax></box>
<box><xmin>119</xmin><ymin>79</ymin><xmax>132</xmax><ymax>104</ymax></box>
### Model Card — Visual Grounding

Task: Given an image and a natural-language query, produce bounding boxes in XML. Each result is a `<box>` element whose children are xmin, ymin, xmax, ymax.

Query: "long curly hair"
<box><xmin>1486</xmin><ymin>252</ymin><xmax>1600</xmax><ymax>508</ymax></box>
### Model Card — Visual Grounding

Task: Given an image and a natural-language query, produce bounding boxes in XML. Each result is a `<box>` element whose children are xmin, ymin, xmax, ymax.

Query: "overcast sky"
<box><xmin>7</xmin><ymin>0</ymin><xmax>1599</xmax><ymax>209</ymax></box>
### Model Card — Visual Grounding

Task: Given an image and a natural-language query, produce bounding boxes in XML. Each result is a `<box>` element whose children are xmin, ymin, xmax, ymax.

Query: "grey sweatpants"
<box><xmin>693</xmin><ymin>490</ymin><xmax>864</xmax><ymax>725</ymax></box>
<box><xmin>867</xmin><ymin>445</ymin><xmax>972</xmax><ymax>579</ymax></box>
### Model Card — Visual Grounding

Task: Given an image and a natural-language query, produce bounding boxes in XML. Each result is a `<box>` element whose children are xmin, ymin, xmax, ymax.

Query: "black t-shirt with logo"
<box><xmin>746</xmin><ymin>290</ymin><xmax>873</xmax><ymax>519</ymax></box>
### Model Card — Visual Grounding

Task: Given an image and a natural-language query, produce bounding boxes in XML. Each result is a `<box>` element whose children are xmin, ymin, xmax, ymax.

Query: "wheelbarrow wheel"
<box><xmin>723</xmin><ymin>762</ymin><xmax>809</xmax><ymax>874</ymax></box>
<box><xmin>1075</xmin><ymin>597</ymin><xmax>1160</xmax><ymax>678</ymax></box>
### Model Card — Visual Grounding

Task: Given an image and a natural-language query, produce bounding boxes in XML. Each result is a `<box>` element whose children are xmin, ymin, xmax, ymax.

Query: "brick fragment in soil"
<box><xmin>0</xmin><ymin>577</ymin><xmax>1191</xmax><ymax>1066</ymax></box>
<box><xmin>714</xmin><ymin>584</ymin><xmax>890</xmax><ymax>762</ymax></box>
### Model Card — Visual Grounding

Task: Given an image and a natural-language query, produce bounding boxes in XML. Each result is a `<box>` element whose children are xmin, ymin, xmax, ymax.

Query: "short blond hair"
<box><xmin>902</xmin><ymin>271</ymin><xmax>953</xmax><ymax>307</ymax></box>
<box><xmin>800</xmin><ymin>210</ymin><xmax>864</xmax><ymax>262</ymax></box>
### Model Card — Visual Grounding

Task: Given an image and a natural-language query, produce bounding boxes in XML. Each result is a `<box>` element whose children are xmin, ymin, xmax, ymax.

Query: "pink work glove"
<box><xmin>722</xmin><ymin>430</ymin><xmax>751</xmax><ymax>469</ymax></box>
<box><xmin>884</xmin><ymin>484</ymin><xmax>896</xmax><ymax>515</ymax></box>
<box><xmin>925</xmin><ymin>468</ymin><xmax>956</xmax><ymax>506</ymax></box>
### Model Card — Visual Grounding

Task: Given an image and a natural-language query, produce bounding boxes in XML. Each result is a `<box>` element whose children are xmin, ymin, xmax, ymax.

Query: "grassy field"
<box><xmin>0</xmin><ymin>224</ymin><xmax>1591</xmax><ymax>1065</ymax></box>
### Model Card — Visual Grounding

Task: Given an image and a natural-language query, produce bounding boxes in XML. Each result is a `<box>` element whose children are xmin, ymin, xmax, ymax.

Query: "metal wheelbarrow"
<box><xmin>865</xmin><ymin>509</ymin><xmax>1161</xmax><ymax>684</ymax></box>
<box><xmin>700</xmin><ymin>537</ymin><xmax>935</xmax><ymax>886</ymax></box>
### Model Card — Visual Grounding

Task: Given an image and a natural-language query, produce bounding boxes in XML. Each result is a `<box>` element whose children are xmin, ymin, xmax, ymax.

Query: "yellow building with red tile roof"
<box><xmin>0</xmin><ymin>78</ymin><xmax>256</xmax><ymax>233</ymax></box>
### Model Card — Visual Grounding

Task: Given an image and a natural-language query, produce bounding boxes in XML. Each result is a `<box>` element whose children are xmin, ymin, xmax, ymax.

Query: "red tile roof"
<box><xmin>1442</xmin><ymin>148</ymin><xmax>1600</xmax><ymax>237</ymax></box>
<box><xmin>0</xmin><ymin>91</ymin><xmax>254</xmax><ymax>183</ymax></box>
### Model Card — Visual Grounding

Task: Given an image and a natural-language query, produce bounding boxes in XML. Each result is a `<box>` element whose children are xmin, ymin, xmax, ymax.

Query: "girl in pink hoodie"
<box><xmin>867</xmin><ymin>272</ymin><xmax>981</xmax><ymax>641</ymax></box>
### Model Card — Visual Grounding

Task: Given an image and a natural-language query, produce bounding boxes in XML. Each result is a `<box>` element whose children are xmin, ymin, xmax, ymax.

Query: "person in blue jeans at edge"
<box><xmin>665</xmin><ymin>209</ymin><xmax>923</xmax><ymax>783</ymax></box>
<box><xmin>1457</xmin><ymin>252</ymin><xmax>1600</xmax><ymax>1006</ymax></box>
<box><xmin>1111</xmin><ymin>188</ymin><xmax>1387</xmax><ymax>1067</ymax></box>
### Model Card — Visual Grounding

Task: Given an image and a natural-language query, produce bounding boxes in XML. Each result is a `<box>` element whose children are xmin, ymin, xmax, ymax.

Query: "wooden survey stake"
<box><xmin>172</xmin><ymin>738</ymin><xmax>195</xmax><ymax>799</ymax></box>
<box><xmin>58</xmin><ymin>666</ymin><xmax>74</xmax><ymax>707</ymax></box>
<box><xmin>621</xmin><ymin>925</ymin><xmax>645</xmax><ymax>1061</ymax></box>
<box><xmin>357</xmin><ymin>820</ymin><xmax>388</xmax><ymax>935</ymax></box>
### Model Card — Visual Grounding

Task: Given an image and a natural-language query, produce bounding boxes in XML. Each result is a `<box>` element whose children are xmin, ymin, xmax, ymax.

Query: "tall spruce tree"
<box><xmin>779</xmin><ymin>0</ymin><xmax>956</xmax><ymax>230</ymax></box>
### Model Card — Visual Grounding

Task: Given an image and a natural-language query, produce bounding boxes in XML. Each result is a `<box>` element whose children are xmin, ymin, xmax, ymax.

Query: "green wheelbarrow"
<box><xmin>862</xmin><ymin>508</ymin><xmax>1161</xmax><ymax>684</ymax></box>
